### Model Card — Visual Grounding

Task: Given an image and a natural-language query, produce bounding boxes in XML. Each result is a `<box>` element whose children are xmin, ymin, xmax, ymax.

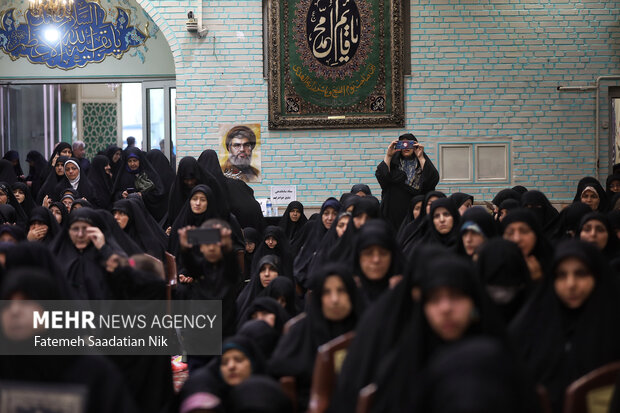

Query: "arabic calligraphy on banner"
<box><xmin>292</xmin><ymin>63</ymin><xmax>375</xmax><ymax>99</ymax></box>
<box><xmin>0</xmin><ymin>0</ymin><xmax>150</xmax><ymax>70</ymax></box>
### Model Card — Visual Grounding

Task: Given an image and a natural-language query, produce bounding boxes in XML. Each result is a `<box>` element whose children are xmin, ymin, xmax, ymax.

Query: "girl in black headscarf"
<box><xmin>492</xmin><ymin>187</ymin><xmax>521</xmax><ymax>214</ymax></box>
<box><xmin>53</xmin><ymin>158</ymin><xmax>97</xmax><ymax>206</ymax></box>
<box><xmin>0</xmin><ymin>182</ymin><xmax>27</xmax><ymax>228</ymax></box>
<box><xmin>3</xmin><ymin>150</ymin><xmax>24</xmax><ymax>180</ymax></box>
<box><xmin>112</xmin><ymin>198</ymin><xmax>167</xmax><ymax>261</ymax></box>
<box><xmin>278</xmin><ymin>200</ymin><xmax>308</xmax><ymax>242</ymax></box>
<box><xmin>403</xmin><ymin>197</ymin><xmax>461</xmax><ymax>257</ymax></box>
<box><xmin>398</xmin><ymin>190</ymin><xmax>446</xmax><ymax>249</ymax></box>
<box><xmin>573</xmin><ymin>176</ymin><xmax>607</xmax><ymax>212</ymax></box>
<box><xmin>577</xmin><ymin>212</ymin><xmax>620</xmax><ymax>261</ymax></box>
<box><xmin>509</xmin><ymin>239</ymin><xmax>620</xmax><ymax>412</ymax></box>
<box><xmin>353</xmin><ymin>219</ymin><xmax>403</xmax><ymax>305</ymax></box>
<box><xmin>476</xmin><ymin>238</ymin><xmax>532</xmax><ymax>323</ymax></box>
<box><xmin>112</xmin><ymin>147</ymin><xmax>166</xmax><ymax>221</ymax></box>
<box><xmin>502</xmin><ymin>208</ymin><xmax>554</xmax><ymax>283</ymax></box>
<box><xmin>11</xmin><ymin>181</ymin><xmax>35</xmax><ymax>217</ymax></box>
<box><xmin>449</xmin><ymin>191</ymin><xmax>474</xmax><ymax>215</ymax></box>
<box><xmin>104</xmin><ymin>144</ymin><xmax>122</xmax><ymax>178</ymax></box>
<box><xmin>49</xmin><ymin>201</ymin><xmax>68</xmax><ymax>225</ymax></box>
<box><xmin>269</xmin><ymin>262</ymin><xmax>364</xmax><ymax>411</ymax></box>
<box><xmin>168</xmin><ymin>184</ymin><xmax>220</xmax><ymax>256</ymax></box>
<box><xmin>198</xmin><ymin>149</ymin><xmax>264</xmax><ymax>232</ymax></box>
<box><xmin>145</xmin><ymin>149</ymin><xmax>175</xmax><ymax>199</ymax></box>
<box><xmin>259</xmin><ymin>276</ymin><xmax>299</xmax><ymax>317</ymax></box>
<box><xmin>395</xmin><ymin>194</ymin><xmax>425</xmax><ymax>244</ymax></box>
<box><xmin>547</xmin><ymin>202</ymin><xmax>591</xmax><ymax>243</ymax></box>
<box><xmin>456</xmin><ymin>206</ymin><xmax>497</xmax><ymax>259</ymax></box>
<box><xmin>368</xmin><ymin>255</ymin><xmax>506</xmax><ymax>413</ymax></box>
<box><xmin>521</xmin><ymin>190</ymin><xmax>559</xmax><ymax>237</ymax></box>
<box><xmin>48</xmin><ymin>142</ymin><xmax>72</xmax><ymax>168</ymax></box>
<box><xmin>606</xmin><ymin>173</ymin><xmax>620</xmax><ymax>199</ymax></box>
<box><xmin>237</xmin><ymin>255</ymin><xmax>284</xmax><ymax>324</ymax></box>
<box><xmin>238</xmin><ymin>296</ymin><xmax>291</xmax><ymax>333</ymax></box>
<box><xmin>250</xmin><ymin>225</ymin><xmax>294</xmax><ymax>278</ymax></box>
<box><xmin>293</xmin><ymin>197</ymin><xmax>341</xmax><ymax>290</ymax></box>
<box><xmin>178</xmin><ymin>335</ymin><xmax>266</xmax><ymax>413</ymax></box>
<box><xmin>0</xmin><ymin>159</ymin><xmax>18</xmax><ymax>185</ymax></box>
<box><xmin>25</xmin><ymin>150</ymin><xmax>48</xmax><ymax>199</ymax></box>
<box><xmin>37</xmin><ymin>155</ymin><xmax>68</xmax><ymax>204</ymax></box>
<box><xmin>242</xmin><ymin>227</ymin><xmax>260</xmax><ymax>280</ymax></box>
<box><xmin>87</xmin><ymin>155</ymin><xmax>113</xmax><ymax>209</ymax></box>
<box><xmin>26</xmin><ymin>206</ymin><xmax>61</xmax><ymax>245</ymax></box>
<box><xmin>50</xmin><ymin>208</ymin><xmax>124</xmax><ymax>300</ymax></box>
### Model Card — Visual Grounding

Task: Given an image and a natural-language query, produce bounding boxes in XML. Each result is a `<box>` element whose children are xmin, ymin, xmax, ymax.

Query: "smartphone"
<box><xmin>395</xmin><ymin>140</ymin><xmax>417</xmax><ymax>150</ymax></box>
<box><xmin>126</xmin><ymin>188</ymin><xmax>136</xmax><ymax>194</ymax></box>
<box><xmin>187</xmin><ymin>228</ymin><xmax>221</xmax><ymax>245</ymax></box>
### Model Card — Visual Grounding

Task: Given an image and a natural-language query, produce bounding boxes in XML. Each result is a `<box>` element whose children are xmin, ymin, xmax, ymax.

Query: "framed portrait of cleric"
<box><xmin>267</xmin><ymin>0</ymin><xmax>405</xmax><ymax>129</ymax></box>
<box><xmin>218</xmin><ymin>124</ymin><xmax>262</xmax><ymax>183</ymax></box>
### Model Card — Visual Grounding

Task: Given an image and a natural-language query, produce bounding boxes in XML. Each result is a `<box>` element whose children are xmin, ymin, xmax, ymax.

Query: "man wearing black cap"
<box><xmin>375</xmin><ymin>133</ymin><xmax>439</xmax><ymax>230</ymax></box>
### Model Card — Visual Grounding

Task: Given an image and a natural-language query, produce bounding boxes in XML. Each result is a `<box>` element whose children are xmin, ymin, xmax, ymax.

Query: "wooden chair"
<box><xmin>280</xmin><ymin>376</ymin><xmax>298</xmax><ymax>413</ymax></box>
<box><xmin>356</xmin><ymin>383</ymin><xmax>377</xmax><ymax>413</ymax></box>
<box><xmin>563</xmin><ymin>361</ymin><xmax>620</xmax><ymax>413</ymax></box>
<box><xmin>308</xmin><ymin>331</ymin><xmax>356</xmax><ymax>413</ymax></box>
<box><xmin>283</xmin><ymin>312</ymin><xmax>306</xmax><ymax>335</ymax></box>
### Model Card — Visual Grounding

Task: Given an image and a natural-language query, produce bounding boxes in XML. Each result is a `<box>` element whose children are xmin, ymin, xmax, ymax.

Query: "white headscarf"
<box><xmin>64</xmin><ymin>159</ymin><xmax>80</xmax><ymax>190</ymax></box>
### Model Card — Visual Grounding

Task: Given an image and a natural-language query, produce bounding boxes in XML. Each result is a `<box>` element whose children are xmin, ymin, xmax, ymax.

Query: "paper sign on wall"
<box><xmin>270</xmin><ymin>186</ymin><xmax>297</xmax><ymax>205</ymax></box>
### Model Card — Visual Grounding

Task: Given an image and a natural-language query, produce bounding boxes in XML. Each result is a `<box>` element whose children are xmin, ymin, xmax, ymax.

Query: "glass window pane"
<box><xmin>441</xmin><ymin>145</ymin><xmax>471</xmax><ymax>181</ymax></box>
<box><xmin>477</xmin><ymin>145</ymin><xmax>507</xmax><ymax>180</ymax></box>
<box><xmin>147</xmin><ymin>88</ymin><xmax>164</xmax><ymax>153</ymax></box>
<box><xmin>121</xmin><ymin>83</ymin><xmax>143</xmax><ymax>149</ymax></box>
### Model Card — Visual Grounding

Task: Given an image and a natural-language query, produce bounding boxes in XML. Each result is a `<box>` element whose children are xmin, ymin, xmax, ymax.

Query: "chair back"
<box><xmin>356</xmin><ymin>383</ymin><xmax>377</xmax><ymax>413</ymax></box>
<box><xmin>563</xmin><ymin>361</ymin><xmax>620</xmax><ymax>413</ymax></box>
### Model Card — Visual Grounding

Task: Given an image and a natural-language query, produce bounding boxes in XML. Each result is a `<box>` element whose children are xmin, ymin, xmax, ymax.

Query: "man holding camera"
<box><xmin>375</xmin><ymin>133</ymin><xmax>439</xmax><ymax>230</ymax></box>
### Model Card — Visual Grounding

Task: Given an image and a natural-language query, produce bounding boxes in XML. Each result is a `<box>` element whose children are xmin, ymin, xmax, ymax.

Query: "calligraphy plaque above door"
<box><xmin>267</xmin><ymin>0</ymin><xmax>405</xmax><ymax>130</ymax></box>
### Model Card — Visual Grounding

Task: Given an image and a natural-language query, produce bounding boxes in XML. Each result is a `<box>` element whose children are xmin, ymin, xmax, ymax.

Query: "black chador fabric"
<box><xmin>227</xmin><ymin>375</ymin><xmax>293</xmax><ymax>413</ymax></box>
<box><xmin>237</xmin><ymin>255</ymin><xmax>284</xmax><ymax>326</ymax></box>
<box><xmin>369</xmin><ymin>255</ymin><xmax>506</xmax><ymax>413</ymax></box>
<box><xmin>168</xmin><ymin>184</ymin><xmax>220</xmax><ymax>256</ymax></box>
<box><xmin>237</xmin><ymin>296</ymin><xmax>290</xmax><ymax>333</ymax></box>
<box><xmin>2</xmin><ymin>150</ymin><xmax>23</xmax><ymax>178</ymax></box>
<box><xmin>0</xmin><ymin>204</ymin><xmax>16</xmax><ymax>225</ymax></box>
<box><xmin>112</xmin><ymin>198</ymin><xmax>167</xmax><ymax>260</ymax></box>
<box><xmin>259</xmin><ymin>276</ymin><xmax>299</xmax><ymax>317</ymax></box>
<box><xmin>177</xmin><ymin>335</ymin><xmax>266</xmax><ymax>413</ymax></box>
<box><xmin>198</xmin><ymin>149</ymin><xmax>263</xmax><ymax>232</ymax></box>
<box><xmin>177</xmin><ymin>244</ymin><xmax>242</xmax><ymax>338</ymax></box>
<box><xmin>278</xmin><ymin>200</ymin><xmax>308</xmax><ymax>242</ymax></box>
<box><xmin>47</xmin><ymin>142</ymin><xmax>72</xmax><ymax>167</ymax></box>
<box><xmin>577</xmin><ymin>212</ymin><xmax>620</xmax><ymax>261</ymax></box>
<box><xmin>398</xmin><ymin>190</ymin><xmax>446</xmax><ymax>249</ymax></box>
<box><xmin>50</xmin><ymin>208</ymin><xmax>121</xmax><ymax>300</ymax></box>
<box><xmin>0</xmin><ymin>182</ymin><xmax>27</xmax><ymax>228</ymax></box>
<box><xmin>449</xmin><ymin>191</ymin><xmax>474</xmax><ymax>210</ymax></box>
<box><xmin>309</xmin><ymin>211</ymin><xmax>352</xmax><ymax>268</ymax></box>
<box><xmin>548</xmin><ymin>202</ymin><xmax>592</xmax><ymax>243</ymax></box>
<box><xmin>476</xmin><ymin>238</ymin><xmax>532</xmax><ymax>323</ymax></box>
<box><xmin>168</xmin><ymin>156</ymin><xmax>229</xmax><ymax>225</ymax></box>
<box><xmin>104</xmin><ymin>144</ymin><xmax>122</xmax><ymax>178</ymax></box>
<box><xmin>269</xmin><ymin>262</ymin><xmax>363</xmax><ymax>411</ymax></box>
<box><xmin>521</xmin><ymin>190</ymin><xmax>559</xmax><ymax>236</ymax></box>
<box><xmin>0</xmin><ymin>267</ymin><xmax>139</xmax><ymax>413</ymax></box>
<box><xmin>242</xmin><ymin>227</ymin><xmax>260</xmax><ymax>279</ymax></box>
<box><xmin>572</xmin><ymin>176</ymin><xmax>608</xmax><ymax>212</ymax></box>
<box><xmin>53</xmin><ymin>158</ymin><xmax>97</xmax><ymax>205</ymax></box>
<box><xmin>353</xmin><ymin>219</ymin><xmax>403</xmax><ymax>305</ymax></box>
<box><xmin>250</xmin><ymin>225</ymin><xmax>294</xmax><ymax>278</ymax></box>
<box><xmin>403</xmin><ymin>197</ymin><xmax>460</xmax><ymax>258</ymax></box>
<box><xmin>0</xmin><ymin>159</ymin><xmax>17</xmax><ymax>186</ymax></box>
<box><xmin>351</xmin><ymin>183</ymin><xmax>372</xmax><ymax>196</ymax></box>
<box><xmin>293</xmin><ymin>197</ymin><xmax>341</xmax><ymax>289</ymax></box>
<box><xmin>395</xmin><ymin>194</ymin><xmax>425</xmax><ymax>244</ymax></box>
<box><xmin>509</xmin><ymin>239</ymin><xmax>620</xmax><ymax>412</ymax></box>
<box><xmin>237</xmin><ymin>320</ymin><xmax>281</xmax><ymax>361</ymax></box>
<box><xmin>145</xmin><ymin>149</ymin><xmax>174</xmax><ymax>198</ymax></box>
<box><xmin>492</xmin><ymin>188</ymin><xmax>521</xmax><ymax>208</ymax></box>
<box><xmin>28</xmin><ymin>206</ymin><xmax>61</xmax><ymax>245</ymax></box>
<box><xmin>455</xmin><ymin>206</ymin><xmax>497</xmax><ymax>257</ymax></box>
<box><xmin>87</xmin><ymin>155</ymin><xmax>113</xmax><ymax>209</ymax></box>
<box><xmin>502</xmin><ymin>208</ymin><xmax>555</xmax><ymax>279</ymax></box>
<box><xmin>112</xmin><ymin>147</ymin><xmax>166</xmax><ymax>221</ymax></box>
<box><xmin>37</xmin><ymin>155</ymin><xmax>68</xmax><ymax>203</ymax></box>
<box><xmin>25</xmin><ymin>150</ymin><xmax>48</xmax><ymax>200</ymax></box>
<box><xmin>94</xmin><ymin>208</ymin><xmax>142</xmax><ymax>257</ymax></box>
<box><xmin>611</xmin><ymin>192</ymin><xmax>620</xmax><ymax>211</ymax></box>
<box><xmin>606</xmin><ymin>173</ymin><xmax>620</xmax><ymax>199</ymax></box>
<box><xmin>327</xmin><ymin>245</ymin><xmax>445</xmax><ymax>413</ymax></box>
<box><xmin>12</xmin><ymin>181</ymin><xmax>35</xmax><ymax>217</ymax></box>
<box><xmin>375</xmin><ymin>149</ymin><xmax>439</xmax><ymax>230</ymax></box>
<box><xmin>414</xmin><ymin>337</ymin><xmax>540</xmax><ymax>413</ymax></box>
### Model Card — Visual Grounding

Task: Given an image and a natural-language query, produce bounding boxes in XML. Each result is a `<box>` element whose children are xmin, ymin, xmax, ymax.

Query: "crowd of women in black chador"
<box><xmin>3</xmin><ymin>141</ymin><xmax>620</xmax><ymax>413</ymax></box>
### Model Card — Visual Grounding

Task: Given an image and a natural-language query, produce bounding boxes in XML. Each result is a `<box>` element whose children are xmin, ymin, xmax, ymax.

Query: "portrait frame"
<box><xmin>218</xmin><ymin>123</ymin><xmax>262</xmax><ymax>183</ymax></box>
<box><xmin>267</xmin><ymin>0</ymin><xmax>405</xmax><ymax>130</ymax></box>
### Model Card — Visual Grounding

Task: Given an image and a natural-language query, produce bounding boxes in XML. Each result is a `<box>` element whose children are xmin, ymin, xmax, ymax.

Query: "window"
<box><xmin>439</xmin><ymin>142</ymin><xmax>510</xmax><ymax>183</ymax></box>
